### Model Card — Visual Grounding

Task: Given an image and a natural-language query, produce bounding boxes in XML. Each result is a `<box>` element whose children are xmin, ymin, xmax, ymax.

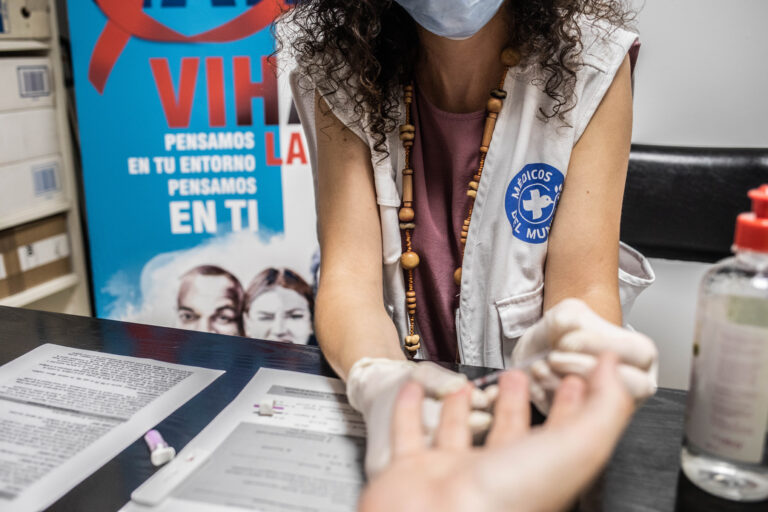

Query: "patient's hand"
<box><xmin>358</xmin><ymin>353</ymin><xmax>635</xmax><ymax>512</ymax></box>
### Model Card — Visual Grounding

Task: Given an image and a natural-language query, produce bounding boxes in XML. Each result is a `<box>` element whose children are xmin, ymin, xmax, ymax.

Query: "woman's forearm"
<box><xmin>544</xmin><ymin>283</ymin><xmax>622</xmax><ymax>326</ymax></box>
<box><xmin>315</xmin><ymin>284</ymin><xmax>406</xmax><ymax>381</ymax></box>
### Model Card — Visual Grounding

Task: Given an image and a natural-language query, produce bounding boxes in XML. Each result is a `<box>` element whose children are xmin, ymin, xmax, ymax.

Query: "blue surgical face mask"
<box><xmin>394</xmin><ymin>0</ymin><xmax>505</xmax><ymax>40</ymax></box>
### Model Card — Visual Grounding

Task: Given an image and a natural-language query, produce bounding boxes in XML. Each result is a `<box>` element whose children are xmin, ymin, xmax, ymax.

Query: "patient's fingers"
<box><xmin>391</xmin><ymin>381</ymin><xmax>426</xmax><ymax>459</ymax></box>
<box><xmin>581</xmin><ymin>353</ymin><xmax>635</xmax><ymax>440</ymax></box>
<box><xmin>435</xmin><ymin>386</ymin><xmax>472</xmax><ymax>450</ymax></box>
<box><xmin>486</xmin><ymin>371</ymin><xmax>531</xmax><ymax>447</ymax></box>
<box><xmin>546</xmin><ymin>375</ymin><xmax>587</xmax><ymax>428</ymax></box>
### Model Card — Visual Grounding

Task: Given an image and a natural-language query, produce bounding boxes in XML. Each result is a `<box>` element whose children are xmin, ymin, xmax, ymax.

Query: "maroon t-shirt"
<box><xmin>409</xmin><ymin>87</ymin><xmax>485</xmax><ymax>362</ymax></box>
<box><xmin>407</xmin><ymin>41</ymin><xmax>640</xmax><ymax>362</ymax></box>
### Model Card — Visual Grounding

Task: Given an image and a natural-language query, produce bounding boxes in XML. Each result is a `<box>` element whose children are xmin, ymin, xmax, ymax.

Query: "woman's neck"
<box><xmin>414</xmin><ymin>8</ymin><xmax>509</xmax><ymax>113</ymax></box>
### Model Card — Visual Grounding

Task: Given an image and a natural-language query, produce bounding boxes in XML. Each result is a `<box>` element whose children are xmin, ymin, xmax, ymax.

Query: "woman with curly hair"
<box><xmin>280</xmin><ymin>0</ymin><xmax>658</xmax><ymax>475</ymax></box>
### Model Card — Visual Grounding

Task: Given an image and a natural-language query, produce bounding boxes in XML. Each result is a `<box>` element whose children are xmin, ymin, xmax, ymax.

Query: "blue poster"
<box><xmin>67</xmin><ymin>0</ymin><xmax>318</xmax><ymax>345</ymax></box>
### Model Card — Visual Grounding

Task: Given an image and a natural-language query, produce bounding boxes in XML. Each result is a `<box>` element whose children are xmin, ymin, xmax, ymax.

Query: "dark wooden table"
<box><xmin>0</xmin><ymin>306</ymin><xmax>765</xmax><ymax>511</ymax></box>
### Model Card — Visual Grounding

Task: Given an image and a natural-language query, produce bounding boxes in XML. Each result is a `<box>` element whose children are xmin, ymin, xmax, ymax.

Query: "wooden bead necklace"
<box><xmin>399</xmin><ymin>47</ymin><xmax>520</xmax><ymax>356</ymax></box>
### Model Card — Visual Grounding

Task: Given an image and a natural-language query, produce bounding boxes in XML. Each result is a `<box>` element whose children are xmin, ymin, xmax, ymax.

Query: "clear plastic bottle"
<box><xmin>681</xmin><ymin>184</ymin><xmax>768</xmax><ymax>501</ymax></box>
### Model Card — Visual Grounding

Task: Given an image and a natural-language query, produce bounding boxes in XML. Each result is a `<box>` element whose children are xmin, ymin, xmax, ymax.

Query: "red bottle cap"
<box><xmin>734</xmin><ymin>184</ymin><xmax>768</xmax><ymax>253</ymax></box>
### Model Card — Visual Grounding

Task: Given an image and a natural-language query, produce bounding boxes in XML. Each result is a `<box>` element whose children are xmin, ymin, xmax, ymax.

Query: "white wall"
<box><xmin>625</xmin><ymin>1</ymin><xmax>767</xmax><ymax>389</ymax></box>
<box><xmin>631</xmin><ymin>0</ymin><xmax>768</xmax><ymax>148</ymax></box>
<box><xmin>627</xmin><ymin>259</ymin><xmax>712</xmax><ymax>390</ymax></box>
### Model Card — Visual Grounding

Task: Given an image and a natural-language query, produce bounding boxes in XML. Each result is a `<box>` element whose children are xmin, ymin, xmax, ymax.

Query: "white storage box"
<box><xmin>0</xmin><ymin>0</ymin><xmax>51</xmax><ymax>39</ymax></box>
<box><xmin>0</xmin><ymin>57</ymin><xmax>54</xmax><ymax>112</ymax></box>
<box><xmin>0</xmin><ymin>155</ymin><xmax>66</xmax><ymax>221</ymax></box>
<box><xmin>0</xmin><ymin>107</ymin><xmax>59</xmax><ymax>165</ymax></box>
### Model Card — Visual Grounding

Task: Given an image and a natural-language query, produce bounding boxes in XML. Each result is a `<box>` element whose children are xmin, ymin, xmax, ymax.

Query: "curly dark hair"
<box><xmin>276</xmin><ymin>1</ymin><xmax>635</xmax><ymax>155</ymax></box>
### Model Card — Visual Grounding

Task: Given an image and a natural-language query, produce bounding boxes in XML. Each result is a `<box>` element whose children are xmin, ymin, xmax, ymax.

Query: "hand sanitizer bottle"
<box><xmin>681</xmin><ymin>184</ymin><xmax>768</xmax><ymax>501</ymax></box>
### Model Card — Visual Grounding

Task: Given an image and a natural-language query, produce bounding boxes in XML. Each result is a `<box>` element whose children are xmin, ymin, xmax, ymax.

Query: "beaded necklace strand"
<box><xmin>398</xmin><ymin>47</ymin><xmax>521</xmax><ymax>357</ymax></box>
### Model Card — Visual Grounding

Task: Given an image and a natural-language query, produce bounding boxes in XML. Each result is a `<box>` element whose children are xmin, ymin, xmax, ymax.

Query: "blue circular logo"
<box><xmin>505</xmin><ymin>163</ymin><xmax>564</xmax><ymax>244</ymax></box>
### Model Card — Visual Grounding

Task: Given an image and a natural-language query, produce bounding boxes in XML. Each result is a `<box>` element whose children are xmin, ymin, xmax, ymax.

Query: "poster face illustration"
<box><xmin>67</xmin><ymin>0</ymin><xmax>317</xmax><ymax>344</ymax></box>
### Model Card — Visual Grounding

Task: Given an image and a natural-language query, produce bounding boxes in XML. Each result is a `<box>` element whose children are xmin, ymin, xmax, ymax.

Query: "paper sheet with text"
<box><xmin>0</xmin><ymin>344</ymin><xmax>224</xmax><ymax>512</ymax></box>
<box><xmin>123</xmin><ymin>368</ymin><xmax>366</xmax><ymax>512</ymax></box>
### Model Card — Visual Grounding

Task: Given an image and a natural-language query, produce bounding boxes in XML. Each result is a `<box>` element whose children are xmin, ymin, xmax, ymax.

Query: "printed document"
<box><xmin>123</xmin><ymin>368</ymin><xmax>366</xmax><ymax>512</ymax></box>
<box><xmin>0</xmin><ymin>344</ymin><xmax>224</xmax><ymax>512</ymax></box>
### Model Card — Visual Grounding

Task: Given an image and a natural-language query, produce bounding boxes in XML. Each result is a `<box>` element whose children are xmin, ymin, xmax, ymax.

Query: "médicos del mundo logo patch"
<box><xmin>505</xmin><ymin>163</ymin><xmax>564</xmax><ymax>244</ymax></box>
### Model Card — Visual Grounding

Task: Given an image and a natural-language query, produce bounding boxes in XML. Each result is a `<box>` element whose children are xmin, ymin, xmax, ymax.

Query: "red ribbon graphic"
<box><xmin>89</xmin><ymin>0</ymin><xmax>286</xmax><ymax>93</ymax></box>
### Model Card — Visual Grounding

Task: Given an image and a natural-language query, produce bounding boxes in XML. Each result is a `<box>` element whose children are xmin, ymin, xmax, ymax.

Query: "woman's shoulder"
<box><xmin>284</xmin><ymin>45</ymin><xmax>374</xmax><ymax>148</ymax></box>
<box><xmin>509</xmin><ymin>16</ymin><xmax>636</xmax><ymax>87</ymax></box>
<box><xmin>568</xmin><ymin>17</ymin><xmax>637</xmax><ymax>140</ymax></box>
<box><xmin>576</xmin><ymin>16</ymin><xmax>638</xmax><ymax>73</ymax></box>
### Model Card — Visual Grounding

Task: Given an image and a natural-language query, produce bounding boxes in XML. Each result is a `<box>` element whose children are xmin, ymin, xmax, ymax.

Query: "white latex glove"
<box><xmin>511</xmin><ymin>298</ymin><xmax>658</xmax><ymax>414</ymax></box>
<box><xmin>346</xmin><ymin>358</ymin><xmax>494</xmax><ymax>477</ymax></box>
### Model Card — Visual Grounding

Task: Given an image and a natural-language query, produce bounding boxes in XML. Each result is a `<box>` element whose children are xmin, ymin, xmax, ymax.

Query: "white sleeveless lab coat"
<box><xmin>290</xmin><ymin>20</ymin><xmax>654</xmax><ymax>369</ymax></box>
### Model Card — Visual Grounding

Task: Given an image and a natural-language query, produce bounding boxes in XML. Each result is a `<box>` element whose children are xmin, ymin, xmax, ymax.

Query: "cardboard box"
<box><xmin>0</xmin><ymin>107</ymin><xmax>59</xmax><ymax>166</ymax></box>
<box><xmin>0</xmin><ymin>224</ymin><xmax>21</xmax><ymax>298</ymax></box>
<box><xmin>14</xmin><ymin>213</ymin><xmax>71</xmax><ymax>289</ymax></box>
<box><xmin>0</xmin><ymin>213</ymin><xmax>71</xmax><ymax>298</ymax></box>
<box><xmin>0</xmin><ymin>0</ymin><xmax>51</xmax><ymax>40</ymax></box>
<box><xmin>0</xmin><ymin>253</ymin><xmax>9</xmax><ymax>298</ymax></box>
<box><xmin>0</xmin><ymin>57</ymin><xmax>54</xmax><ymax>112</ymax></box>
<box><xmin>0</xmin><ymin>155</ymin><xmax>66</xmax><ymax>221</ymax></box>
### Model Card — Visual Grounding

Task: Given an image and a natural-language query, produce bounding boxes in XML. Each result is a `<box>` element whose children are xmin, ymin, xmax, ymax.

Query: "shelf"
<box><xmin>0</xmin><ymin>39</ymin><xmax>51</xmax><ymax>52</ymax></box>
<box><xmin>0</xmin><ymin>201</ymin><xmax>71</xmax><ymax>231</ymax></box>
<box><xmin>0</xmin><ymin>273</ymin><xmax>79</xmax><ymax>307</ymax></box>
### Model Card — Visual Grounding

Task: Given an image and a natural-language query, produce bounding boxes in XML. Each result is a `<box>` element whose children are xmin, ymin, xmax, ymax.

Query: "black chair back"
<box><xmin>621</xmin><ymin>145</ymin><xmax>768</xmax><ymax>262</ymax></box>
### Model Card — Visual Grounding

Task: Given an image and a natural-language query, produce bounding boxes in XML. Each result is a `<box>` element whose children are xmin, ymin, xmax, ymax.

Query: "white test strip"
<box><xmin>17</xmin><ymin>233</ymin><xmax>70</xmax><ymax>272</ymax></box>
<box><xmin>0</xmin><ymin>254</ymin><xmax>6</xmax><ymax>280</ymax></box>
<box><xmin>131</xmin><ymin>449</ymin><xmax>211</xmax><ymax>507</ymax></box>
